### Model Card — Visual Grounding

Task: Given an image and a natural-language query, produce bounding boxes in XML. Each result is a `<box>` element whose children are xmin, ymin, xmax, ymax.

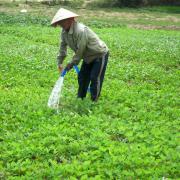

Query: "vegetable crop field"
<box><xmin>0</xmin><ymin>3</ymin><xmax>180</xmax><ymax>179</ymax></box>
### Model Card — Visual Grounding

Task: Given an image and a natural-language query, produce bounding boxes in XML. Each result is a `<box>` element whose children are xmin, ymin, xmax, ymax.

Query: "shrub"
<box><xmin>90</xmin><ymin>0</ymin><xmax>180</xmax><ymax>8</ymax></box>
<box><xmin>41</xmin><ymin>0</ymin><xmax>84</xmax><ymax>7</ymax></box>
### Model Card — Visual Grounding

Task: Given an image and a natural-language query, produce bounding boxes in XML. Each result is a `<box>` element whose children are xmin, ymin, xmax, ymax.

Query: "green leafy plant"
<box><xmin>0</xmin><ymin>9</ymin><xmax>179</xmax><ymax>179</ymax></box>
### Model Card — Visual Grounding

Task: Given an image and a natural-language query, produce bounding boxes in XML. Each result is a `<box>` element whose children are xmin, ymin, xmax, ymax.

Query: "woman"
<box><xmin>51</xmin><ymin>8</ymin><xmax>109</xmax><ymax>101</ymax></box>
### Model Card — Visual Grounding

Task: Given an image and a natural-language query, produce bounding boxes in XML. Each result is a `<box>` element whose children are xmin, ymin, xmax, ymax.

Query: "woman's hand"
<box><xmin>65</xmin><ymin>63</ymin><xmax>73</xmax><ymax>71</ymax></box>
<box><xmin>58</xmin><ymin>64</ymin><xmax>63</xmax><ymax>73</ymax></box>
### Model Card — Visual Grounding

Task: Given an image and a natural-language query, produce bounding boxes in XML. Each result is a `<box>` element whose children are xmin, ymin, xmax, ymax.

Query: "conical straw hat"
<box><xmin>51</xmin><ymin>8</ymin><xmax>79</xmax><ymax>26</ymax></box>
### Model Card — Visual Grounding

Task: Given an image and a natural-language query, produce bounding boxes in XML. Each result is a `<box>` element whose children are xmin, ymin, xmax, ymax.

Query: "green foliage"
<box><xmin>92</xmin><ymin>0</ymin><xmax>180</xmax><ymax>7</ymax></box>
<box><xmin>0</xmin><ymin>12</ymin><xmax>126</xmax><ymax>28</ymax></box>
<box><xmin>89</xmin><ymin>0</ymin><xmax>118</xmax><ymax>8</ymax></box>
<box><xmin>0</xmin><ymin>13</ymin><xmax>50</xmax><ymax>26</ymax></box>
<box><xmin>41</xmin><ymin>0</ymin><xmax>84</xmax><ymax>7</ymax></box>
<box><xmin>0</xmin><ymin>12</ymin><xmax>180</xmax><ymax>178</ymax></box>
<box><xmin>142</xmin><ymin>6</ymin><xmax>180</xmax><ymax>13</ymax></box>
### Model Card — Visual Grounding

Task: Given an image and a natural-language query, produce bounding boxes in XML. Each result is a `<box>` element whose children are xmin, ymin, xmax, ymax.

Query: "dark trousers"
<box><xmin>78</xmin><ymin>52</ymin><xmax>109</xmax><ymax>101</ymax></box>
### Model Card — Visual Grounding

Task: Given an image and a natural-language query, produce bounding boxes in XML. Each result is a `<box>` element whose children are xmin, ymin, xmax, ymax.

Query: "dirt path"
<box><xmin>82</xmin><ymin>0</ymin><xmax>95</xmax><ymax>8</ymax></box>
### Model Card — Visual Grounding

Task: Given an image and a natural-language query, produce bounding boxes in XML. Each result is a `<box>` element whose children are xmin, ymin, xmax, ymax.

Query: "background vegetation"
<box><xmin>2</xmin><ymin>0</ymin><xmax>180</xmax><ymax>7</ymax></box>
<box><xmin>92</xmin><ymin>0</ymin><xmax>180</xmax><ymax>7</ymax></box>
<box><xmin>0</xmin><ymin>1</ymin><xmax>180</xmax><ymax>179</ymax></box>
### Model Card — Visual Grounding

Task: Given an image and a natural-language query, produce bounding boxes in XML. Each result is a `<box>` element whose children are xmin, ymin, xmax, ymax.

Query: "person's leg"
<box><xmin>99</xmin><ymin>52</ymin><xmax>109</xmax><ymax>97</ymax></box>
<box><xmin>90</xmin><ymin>52</ymin><xmax>109</xmax><ymax>101</ymax></box>
<box><xmin>78</xmin><ymin>61</ymin><xmax>91</xmax><ymax>99</ymax></box>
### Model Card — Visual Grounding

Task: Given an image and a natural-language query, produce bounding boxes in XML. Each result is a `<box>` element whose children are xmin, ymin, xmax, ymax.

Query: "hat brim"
<box><xmin>51</xmin><ymin>15</ymin><xmax>79</xmax><ymax>27</ymax></box>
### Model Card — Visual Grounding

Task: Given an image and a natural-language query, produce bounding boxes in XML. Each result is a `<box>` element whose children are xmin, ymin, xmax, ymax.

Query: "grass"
<box><xmin>0</xmin><ymin>5</ymin><xmax>180</xmax><ymax>179</ymax></box>
<box><xmin>0</xmin><ymin>2</ymin><xmax>180</xmax><ymax>29</ymax></box>
<box><xmin>142</xmin><ymin>6</ymin><xmax>180</xmax><ymax>14</ymax></box>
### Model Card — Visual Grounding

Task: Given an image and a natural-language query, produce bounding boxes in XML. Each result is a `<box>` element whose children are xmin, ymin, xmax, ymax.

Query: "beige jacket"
<box><xmin>57</xmin><ymin>21</ymin><xmax>108</xmax><ymax>66</ymax></box>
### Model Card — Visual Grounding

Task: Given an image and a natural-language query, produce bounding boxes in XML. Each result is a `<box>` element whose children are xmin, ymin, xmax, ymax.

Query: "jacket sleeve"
<box><xmin>57</xmin><ymin>32</ymin><xmax>67</xmax><ymax>66</ymax></box>
<box><xmin>70</xmin><ymin>28</ymin><xmax>88</xmax><ymax>65</ymax></box>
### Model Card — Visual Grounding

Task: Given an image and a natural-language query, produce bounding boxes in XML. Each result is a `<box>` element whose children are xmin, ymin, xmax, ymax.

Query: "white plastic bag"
<box><xmin>48</xmin><ymin>76</ymin><xmax>64</xmax><ymax>109</ymax></box>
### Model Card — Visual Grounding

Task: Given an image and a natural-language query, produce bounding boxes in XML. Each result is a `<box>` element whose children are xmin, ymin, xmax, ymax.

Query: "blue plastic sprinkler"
<box><xmin>61</xmin><ymin>69</ymin><xmax>67</xmax><ymax>77</ymax></box>
<box><xmin>73</xmin><ymin>65</ymin><xmax>80</xmax><ymax>74</ymax></box>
